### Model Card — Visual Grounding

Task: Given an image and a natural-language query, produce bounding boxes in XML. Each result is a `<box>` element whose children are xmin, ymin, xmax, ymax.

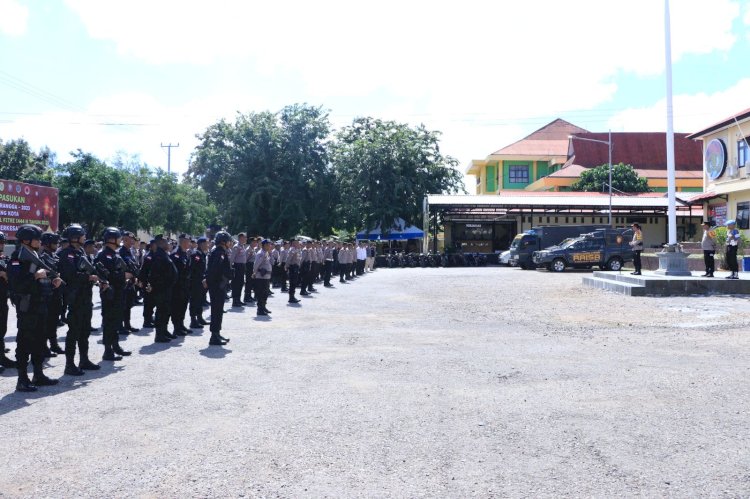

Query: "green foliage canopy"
<box><xmin>571</xmin><ymin>163</ymin><xmax>651</xmax><ymax>193</ymax></box>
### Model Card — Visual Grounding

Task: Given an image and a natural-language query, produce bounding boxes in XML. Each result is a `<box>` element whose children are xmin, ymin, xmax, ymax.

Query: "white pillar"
<box><xmin>665</xmin><ymin>0</ymin><xmax>677</xmax><ymax>246</ymax></box>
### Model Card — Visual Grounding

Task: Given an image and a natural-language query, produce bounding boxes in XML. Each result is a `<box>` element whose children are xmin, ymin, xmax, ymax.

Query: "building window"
<box><xmin>508</xmin><ymin>165</ymin><xmax>529</xmax><ymax>184</ymax></box>
<box><xmin>739</xmin><ymin>139</ymin><xmax>749</xmax><ymax>167</ymax></box>
<box><xmin>737</xmin><ymin>202</ymin><xmax>750</xmax><ymax>230</ymax></box>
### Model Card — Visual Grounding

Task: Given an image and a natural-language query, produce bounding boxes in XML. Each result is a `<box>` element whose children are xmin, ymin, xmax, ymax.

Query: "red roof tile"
<box><xmin>568</xmin><ymin>132</ymin><xmax>703</xmax><ymax>171</ymax></box>
<box><xmin>491</xmin><ymin>119</ymin><xmax>588</xmax><ymax>156</ymax></box>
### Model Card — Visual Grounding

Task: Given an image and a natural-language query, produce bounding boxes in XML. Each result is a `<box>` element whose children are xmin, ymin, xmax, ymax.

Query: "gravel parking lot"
<box><xmin>0</xmin><ymin>267</ymin><xmax>749</xmax><ymax>497</ymax></box>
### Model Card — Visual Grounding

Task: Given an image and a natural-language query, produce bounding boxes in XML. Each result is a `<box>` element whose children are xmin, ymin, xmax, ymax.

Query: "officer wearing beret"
<box><xmin>205</xmin><ymin>230</ymin><xmax>233</xmax><ymax>345</ymax></box>
<box><xmin>8</xmin><ymin>224</ymin><xmax>63</xmax><ymax>391</ymax></box>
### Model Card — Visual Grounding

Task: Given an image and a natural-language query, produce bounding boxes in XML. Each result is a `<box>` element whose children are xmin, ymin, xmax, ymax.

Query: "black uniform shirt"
<box><xmin>170</xmin><ymin>247</ymin><xmax>190</xmax><ymax>289</ymax></box>
<box><xmin>205</xmin><ymin>246</ymin><xmax>232</xmax><ymax>290</ymax></box>
<box><xmin>188</xmin><ymin>250</ymin><xmax>206</xmax><ymax>290</ymax></box>
<box><xmin>148</xmin><ymin>247</ymin><xmax>178</xmax><ymax>293</ymax></box>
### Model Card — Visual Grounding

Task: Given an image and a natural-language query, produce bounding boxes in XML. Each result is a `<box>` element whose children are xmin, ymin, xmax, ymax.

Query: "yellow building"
<box><xmin>467</xmin><ymin>119</ymin><xmax>704</xmax><ymax>195</ymax></box>
<box><xmin>687</xmin><ymin>107</ymin><xmax>750</xmax><ymax>231</ymax></box>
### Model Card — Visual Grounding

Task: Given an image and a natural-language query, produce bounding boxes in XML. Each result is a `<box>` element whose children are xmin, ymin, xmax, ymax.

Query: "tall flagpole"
<box><xmin>665</xmin><ymin>0</ymin><xmax>677</xmax><ymax>246</ymax></box>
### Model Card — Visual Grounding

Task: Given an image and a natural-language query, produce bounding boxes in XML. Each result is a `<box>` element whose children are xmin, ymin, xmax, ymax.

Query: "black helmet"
<box><xmin>0</xmin><ymin>231</ymin><xmax>5</xmax><ymax>243</ymax></box>
<box><xmin>62</xmin><ymin>224</ymin><xmax>86</xmax><ymax>241</ymax></box>
<box><xmin>41</xmin><ymin>232</ymin><xmax>60</xmax><ymax>246</ymax></box>
<box><xmin>214</xmin><ymin>231</ymin><xmax>231</xmax><ymax>245</ymax></box>
<box><xmin>16</xmin><ymin>224</ymin><xmax>43</xmax><ymax>242</ymax></box>
<box><xmin>101</xmin><ymin>227</ymin><xmax>121</xmax><ymax>243</ymax></box>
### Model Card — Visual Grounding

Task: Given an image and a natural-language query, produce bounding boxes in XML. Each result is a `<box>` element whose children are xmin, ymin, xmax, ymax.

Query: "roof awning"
<box><xmin>683</xmin><ymin>191</ymin><xmax>728</xmax><ymax>205</ymax></box>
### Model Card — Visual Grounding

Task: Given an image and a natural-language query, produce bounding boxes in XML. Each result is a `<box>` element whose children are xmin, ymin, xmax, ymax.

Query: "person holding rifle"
<box><xmin>8</xmin><ymin>224</ymin><xmax>63</xmax><ymax>392</ymax></box>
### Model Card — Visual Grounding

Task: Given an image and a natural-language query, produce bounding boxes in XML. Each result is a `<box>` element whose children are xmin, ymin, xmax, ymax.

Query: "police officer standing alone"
<box><xmin>205</xmin><ymin>231</ymin><xmax>233</xmax><ymax>345</ymax></box>
<box><xmin>629</xmin><ymin>223</ymin><xmax>644</xmax><ymax>276</ymax></box>
<box><xmin>701</xmin><ymin>221</ymin><xmax>717</xmax><ymax>278</ymax></box>
<box><xmin>8</xmin><ymin>224</ymin><xmax>62</xmax><ymax>391</ymax></box>
<box><xmin>58</xmin><ymin>224</ymin><xmax>103</xmax><ymax>374</ymax></box>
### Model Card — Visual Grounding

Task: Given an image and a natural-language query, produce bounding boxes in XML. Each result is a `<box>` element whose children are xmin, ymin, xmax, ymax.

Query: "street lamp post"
<box><xmin>569</xmin><ymin>131</ymin><xmax>613</xmax><ymax>227</ymax></box>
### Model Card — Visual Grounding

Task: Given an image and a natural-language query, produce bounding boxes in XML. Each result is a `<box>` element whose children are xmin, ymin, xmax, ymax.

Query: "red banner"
<box><xmin>0</xmin><ymin>179</ymin><xmax>59</xmax><ymax>239</ymax></box>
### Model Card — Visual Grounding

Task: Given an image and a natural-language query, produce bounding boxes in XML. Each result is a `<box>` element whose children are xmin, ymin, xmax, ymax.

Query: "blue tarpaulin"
<box><xmin>356</xmin><ymin>218</ymin><xmax>424</xmax><ymax>241</ymax></box>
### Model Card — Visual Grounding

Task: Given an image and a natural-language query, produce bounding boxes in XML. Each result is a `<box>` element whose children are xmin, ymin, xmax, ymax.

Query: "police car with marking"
<box><xmin>532</xmin><ymin>228</ymin><xmax>634</xmax><ymax>272</ymax></box>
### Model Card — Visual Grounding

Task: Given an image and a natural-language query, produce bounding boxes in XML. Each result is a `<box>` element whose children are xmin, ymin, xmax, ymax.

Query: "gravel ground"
<box><xmin>0</xmin><ymin>267</ymin><xmax>749</xmax><ymax>498</ymax></box>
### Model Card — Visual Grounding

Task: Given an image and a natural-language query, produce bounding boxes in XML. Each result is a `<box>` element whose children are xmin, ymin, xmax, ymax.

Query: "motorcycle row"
<box><xmin>381</xmin><ymin>252</ymin><xmax>488</xmax><ymax>268</ymax></box>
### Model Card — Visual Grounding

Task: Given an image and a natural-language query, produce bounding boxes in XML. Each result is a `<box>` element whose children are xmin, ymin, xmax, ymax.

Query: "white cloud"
<box><xmin>607</xmin><ymin>78</ymin><xmax>750</xmax><ymax>133</ymax></box>
<box><xmin>0</xmin><ymin>91</ymin><xmax>272</xmax><ymax>174</ymax></box>
<box><xmin>0</xmin><ymin>0</ymin><xmax>29</xmax><ymax>36</ymax></box>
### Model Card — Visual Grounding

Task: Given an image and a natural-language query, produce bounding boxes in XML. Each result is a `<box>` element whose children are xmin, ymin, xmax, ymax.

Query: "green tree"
<box><xmin>0</xmin><ymin>138</ymin><xmax>55</xmax><ymax>183</ymax></box>
<box><xmin>188</xmin><ymin>104</ymin><xmax>333</xmax><ymax>238</ymax></box>
<box><xmin>571</xmin><ymin>162</ymin><xmax>651</xmax><ymax>193</ymax></box>
<box><xmin>332</xmin><ymin>117</ymin><xmax>464</xmax><ymax>233</ymax></box>
<box><xmin>55</xmin><ymin>150</ymin><xmax>126</xmax><ymax>236</ymax></box>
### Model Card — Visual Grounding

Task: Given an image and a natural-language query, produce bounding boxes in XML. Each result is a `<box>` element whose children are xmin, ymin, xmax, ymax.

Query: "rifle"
<box><xmin>18</xmin><ymin>246</ymin><xmax>64</xmax><ymax>284</ymax></box>
<box><xmin>77</xmin><ymin>254</ymin><xmax>110</xmax><ymax>288</ymax></box>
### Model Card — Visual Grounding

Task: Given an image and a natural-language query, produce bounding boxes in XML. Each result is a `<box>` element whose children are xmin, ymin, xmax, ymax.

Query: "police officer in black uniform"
<box><xmin>118</xmin><ymin>231</ymin><xmax>140</xmax><ymax>334</ymax></box>
<box><xmin>95</xmin><ymin>227</ymin><xmax>132</xmax><ymax>361</ymax></box>
<box><xmin>205</xmin><ymin>231</ymin><xmax>233</xmax><ymax>346</ymax></box>
<box><xmin>8</xmin><ymin>224</ymin><xmax>62</xmax><ymax>391</ymax></box>
<box><xmin>58</xmin><ymin>224</ymin><xmax>103</xmax><ymax>375</ymax></box>
<box><xmin>169</xmin><ymin>234</ymin><xmax>191</xmax><ymax>336</ymax></box>
<box><xmin>0</xmin><ymin>231</ymin><xmax>16</xmax><ymax>369</ymax></box>
<box><xmin>144</xmin><ymin>235</ymin><xmax>178</xmax><ymax>343</ymax></box>
<box><xmin>40</xmin><ymin>232</ymin><xmax>65</xmax><ymax>357</ymax></box>
<box><xmin>188</xmin><ymin>236</ymin><xmax>210</xmax><ymax>329</ymax></box>
<box><xmin>141</xmin><ymin>239</ymin><xmax>157</xmax><ymax>328</ymax></box>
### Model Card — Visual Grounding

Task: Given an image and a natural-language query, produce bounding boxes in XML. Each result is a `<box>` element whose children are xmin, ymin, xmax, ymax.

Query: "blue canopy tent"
<box><xmin>356</xmin><ymin>218</ymin><xmax>425</xmax><ymax>241</ymax></box>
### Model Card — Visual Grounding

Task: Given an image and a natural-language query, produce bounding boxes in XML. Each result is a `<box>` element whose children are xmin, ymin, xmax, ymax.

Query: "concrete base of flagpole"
<box><xmin>653</xmin><ymin>244</ymin><xmax>692</xmax><ymax>276</ymax></box>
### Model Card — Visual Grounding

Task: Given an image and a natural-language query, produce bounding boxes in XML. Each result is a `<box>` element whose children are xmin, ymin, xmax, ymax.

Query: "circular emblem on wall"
<box><xmin>705</xmin><ymin>138</ymin><xmax>727</xmax><ymax>180</ymax></box>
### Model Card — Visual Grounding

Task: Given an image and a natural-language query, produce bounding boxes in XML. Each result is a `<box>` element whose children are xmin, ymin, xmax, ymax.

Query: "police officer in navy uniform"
<box><xmin>58</xmin><ymin>224</ymin><xmax>103</xmax><ymax>375</ymax></box>
<box><xmin>8</xmin><ymin>224</ymin><xmax>62</xmax><ymax>391</ymax></box>
<box><xmin>118</xmin><ymin>231</ymin><xmax>140</xmax><ymax>334</ymax></box>
<box><xmin>205</xmin><ymin>231</ymin><xmax>233</xmax><ymax>345</ymax></box>
<box><xmin>189</xmin><ymin>237</ymin><xmax>210</xmax><ymax>329</ymax></box>
<box><xmin>169</xmin><ymin>234</ymin><xmax>192</xmax><ymax>336</ymax></box>
<box><xmin>144</xmin><ymin>235</ymin><xmax>178</xmax><ymax>343</ymax></box>
<box><xmin>95</xmin><ymin>227</ymin><xmax>132</xmax><ymax>361</ymax></box>
<box><xmin>0</xmin><ymin>231</ymin><xmax>16</xmax><ymax>369</ymax></box>
<box><xmin>40</xmin><ymin>232</ymin><xmax>65</xmax><ymax>357</ymax></box>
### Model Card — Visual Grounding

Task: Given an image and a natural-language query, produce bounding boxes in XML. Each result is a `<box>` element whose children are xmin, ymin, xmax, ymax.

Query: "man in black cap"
<box><xmin>8</xmin><ymin>224</ymin><xmax>62</xmax><ymax>391</ymax></box>
<box><xmin>95</xmin><ymin>227</ymin><xmax>132</xmax><ymax>361</ymax></box>
<box><xmin>205</xmin><ymin>231</ymin><xmax>233</xmax><ymax>345</ymax></box>
<box><xmin>169</xmin><ymin>233</ymin><xmax>192</xmax><ymax>335</ymax></box>
<box><xmin>189</xmin><ymin>237</ymin><xmax>210</xmax><ymax>328</ymax></box>
<box><xmin>140</xmin><ymin>238</ymin><xmax>157</xmax><ymax>328</ymax></box>
<box><xmin>143</xmin><ymin>235</ymin><xmax>178</xmax><ymax>343</ymax></box>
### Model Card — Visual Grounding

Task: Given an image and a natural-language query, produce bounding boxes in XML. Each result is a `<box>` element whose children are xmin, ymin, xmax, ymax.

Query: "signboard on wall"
<box><xmin>0</xmin><ymin>180</ymin><xmax>59</xmax><ymax>239</ymax></box>
<box><xmin>709</xmin><ymin>203</ymin><xmax>727</xmax><ymax>226</ymax></box>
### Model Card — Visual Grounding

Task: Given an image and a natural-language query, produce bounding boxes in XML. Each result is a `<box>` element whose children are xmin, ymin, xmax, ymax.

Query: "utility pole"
<box><xmin>160</xmin><ymin>142</ymin><xmax>180</xmax><ymax>173</ymax></box>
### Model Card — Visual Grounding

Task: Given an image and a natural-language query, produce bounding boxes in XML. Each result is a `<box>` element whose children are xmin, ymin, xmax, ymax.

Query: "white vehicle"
<box><xmin>499</xmin><ymin>250</ymin><xmax>512</xmax><ymax>266</ymax></box>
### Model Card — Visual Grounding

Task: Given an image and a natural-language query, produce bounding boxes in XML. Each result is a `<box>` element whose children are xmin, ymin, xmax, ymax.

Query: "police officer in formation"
<box><xmin>2</xmin><ymin>223</ymin><xmax>376</xmax><ymax>393</ymax></box>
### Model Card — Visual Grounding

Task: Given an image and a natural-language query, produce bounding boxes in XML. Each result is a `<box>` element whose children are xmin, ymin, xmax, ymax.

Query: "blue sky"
<box><xmin>1</xmin><ymin>0</ymin><xmax>749</xmax><ymax>187</ymax></box>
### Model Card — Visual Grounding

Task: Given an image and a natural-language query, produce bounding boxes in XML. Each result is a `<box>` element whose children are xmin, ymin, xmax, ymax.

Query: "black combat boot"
<box><xmin>102</xmin><ymin>345</ymin><xmax>123</xmax><ymax>361</ymax></box>
<box><xmin>64</xmin><ymin>352</ymin><xmax>85</xmax><ymax>376</ymax></box>
<box><xmin>50</xmin><ymin>339</ymin><xmax>65</xmax><ymax>355</ymax></box>
<box><xmin>209</xmin><ymin>333</ymin><xmax>226</xmax><ymax>346</ymax></box>
<box><xmin>16</xmin><ymin>372</ymin><xmax>36</xmax><ymax>392</ymax></box>
<box><xmin>199</xmin><ymin>315</ymin><xmax>210</xmax><ymax>326</ymax></box>
<box><xmin>32</xmin><ymin>360</ymin><xmax>59</xmax><ymax>386</ymax></box>
<box><xmin>113</xmin><ymin>342</ymin><xmax>132</xmax><ymax>356</ymax></box>
<box><xmin>0</xmin><ymin>343</ymin><xmax>17</xmax><ymax>368</ymax></box>
<box><xmin>154</xmin><ymin>329</ymin><xmax>171</xmax><ymax>343</ymax></box>
<box><xmin>126</xmin><ymin>323</ymin><xmax>140</xmax><ymax>333</ymax></box>
<box><xmin>189</xmin><ymin>317</ymin><xmax>202</xmax><ymax>329</ymax></box>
